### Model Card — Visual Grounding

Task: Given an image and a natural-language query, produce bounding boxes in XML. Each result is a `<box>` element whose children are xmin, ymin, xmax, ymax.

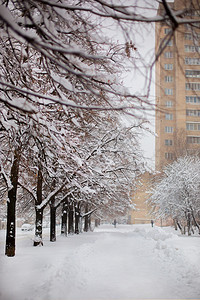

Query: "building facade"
<box><xmin>129</xmin><ymin>172</ymin><xmax>173</xmax><ymax>226</ymax></box>
<box><xmin>155</xmin><ymin>0</ymin><xmax>200</xmax><ymax>170</ymax></box>
<box><xmin>129</xmin><ymin>172</ymin><xmax>154</xmax><ymax>225</ymax></box>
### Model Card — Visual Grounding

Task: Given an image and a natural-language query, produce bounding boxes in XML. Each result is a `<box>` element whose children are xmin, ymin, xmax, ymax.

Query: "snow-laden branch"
<box><xmin>0</xmin><ymin>165</ymin><xmax>13</xmax><ymax>191</ymax></box>
<box><xmin>86</xmin><ymin>132</ymin><xmax>120</xmax><ymax>161</ymax></box>
<box><xmin>0</xmin><ymin>80</ymin><xmax>154</xmax><ymax>114</ymax></box>
<box><xmin>36</xmin><ymin>178</ymin><xmax>69</xmax><ymax>210</ymax></box>
<box><xmin>18</xmin><ymin>182</ymin><xmax>37</xmax><ymax>203</ymax></box>
<box><xmin>33</xmin><ymin>0</ymin><xmax>200</xmax><ymax>24</ymax></box>
<box><xmin>81</xmin><ymin>207</ymin><xmax>98</xmax><ymax>218</ymax></box>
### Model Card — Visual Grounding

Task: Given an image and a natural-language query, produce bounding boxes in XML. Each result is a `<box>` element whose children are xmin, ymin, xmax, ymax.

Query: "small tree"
<box><xmin>150</xmin><ymin>156</ymin><xmax>200</xmax><ymax>235</ymax></box>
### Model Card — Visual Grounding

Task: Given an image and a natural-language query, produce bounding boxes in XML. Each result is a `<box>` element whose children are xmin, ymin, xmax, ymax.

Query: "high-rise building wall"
<box><xmin>155</xmin><ymin>0</ymin><xmax>200</xmax><ymax>170</ymax></box>
<box><xmin>129</xmin><ymin>172</ymin><xmax>154</xmax><ymax>225</ymax></box>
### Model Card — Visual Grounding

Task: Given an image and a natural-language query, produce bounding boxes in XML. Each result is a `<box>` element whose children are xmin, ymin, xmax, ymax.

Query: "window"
<box><xmin>185</xmin><ymin>70</ymin><xmax>200</xmax><ymax>78</ymax></box>
<box><xmin>186</xmin><ymin>123</ymin><xmax>200</xmax><ymax>130</ymax></box>
<box><xmin>165</xmin><ymin>113</ymin><xmax>173</xmax><ymax>120</ymax></box>
<box><xmin>184</xmin><ymin>24</ymin><xmax>191</xmax><ymax>31</ymax></box>
<box><xmin>164</xmin><ymin>28</ymin><xmax>171</xmax><ymax>34</ymax></box>
<box><xmin>186</xmin><ymin>96</ymin><xmax>200</xmax><ymax>104</ymax></box>
<box><xmin>165</xmin><ymin>75</ymin><xmax>173</xmax><ymax>82</ymax></box>
<box><xmin>184</xmin><ymin>23</ymin><xmax>200</xmax><ymax>30</ymax></box>
<box><xmin>184</xmin><ymin>10</ymin><xmax>200</xmax><ymax>17</ymax></box>
<box><xmin>187</xmin><ymin>123</ymin><xmax>194</xmax><ymax>130</ymax></box>
<box><xmin>165</xmin><ymin>88</ymin><xmax>173</xmax><ymax>95</ymax></box>
<box><xmin>165</xmin><ymin>153</ymin><xmax>174</xmax><ymax>160</ymax></box>
<box><xmin>165</xmin><ymin>139</ymin><xmax>173</xmax><ymax>146</ymax></box>
<box><xmin>185</xmin><ymin>32</ymin><xmax>200</xmax><ymax>40</ymax></box>
<box><xmin>161</xmin><ymin>38</ymin><xmax>173</xmax><ymax>48</ymax></box>
<box><xmin>186</xmin><ymin>82</ymin><xmax>200</xmax><ymax>91</ymax></box>
<box><xmin>185</xmin><ymin>45</ymin><xmax>200</xmax><ymax>53</ymax></box>
<box><xmin>164</xmin><ymin>52</ymin><xmax>173</xmax><ymax>58</ymax></box>
<box><xmin>166</xmin><ymin>40</ymin><xmax>173</xmax><ymax>46</ymax></box>
<box><xmin>165</xmin><ymin>101</ymin><xmax>173</xmax><ymax>107</ymax></box>
<box><xmin>164</xmin><ymin>64</ymin><xmax>173</xmax><ymax>70</ymax></box>
<box><xmin>186</xmin><ymin>109</ymin><xmax>200</xmax><ymax>116</ymax></box>
<box><xmin>187</xmin><ymin>136</ymin><xmax>200</xmax><ymax>144</ymax></box>
<box><xmin>165</xmin><ymin>126</ymin><xmax>173</xmax><ymax>133</ymax></box>
<box><xmin>185</xmin><ymin>57</ymin><xmax>200</xmax><ymax>65</ymax></box>
<box><xmin>185</xmin><ymin>33</ymin><xmax>192</xmax><ymax>40</ymax></box>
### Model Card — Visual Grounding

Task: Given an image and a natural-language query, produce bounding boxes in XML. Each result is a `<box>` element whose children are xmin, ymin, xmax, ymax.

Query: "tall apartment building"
<box><xmin>155</xmin><ymin>0</ymin><xmax>200</xmax><ymax>170</ymax></box>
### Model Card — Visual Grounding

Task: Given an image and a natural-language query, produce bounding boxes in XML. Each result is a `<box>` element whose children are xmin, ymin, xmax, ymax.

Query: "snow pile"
<box><xmin>132</xmin><ymin>225</ymin><xmax>200</xmax><ymax>297</ymax></box>
<box><xmin>0</xmin><ymin>224</ymin><xmax>200</xmax><ymax>300</ymax></box>
<box><xmin>146</xmin><ymin>226</ymin><xmax>176</xmax><ymax>241</ymax></box>
<box><xmin>154</xmin><ymin>231</ymin><xmax>200</xmax><ymax>294</ymax></box>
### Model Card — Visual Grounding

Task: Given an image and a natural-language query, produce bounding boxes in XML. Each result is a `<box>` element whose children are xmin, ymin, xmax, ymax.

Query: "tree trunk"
<box><xmin>50</xmin><ymin>206</ymin><xmax>56</xmax><ymax>242</ymax></box>
<box><xmin>33</xmin><ymin>208</ymin><xmax>43</xmax><ymax>246</ymax></box>
<box><xmin>173</xmin><ymin>218</ymin><xmax>178</xmax><ymax>231</ymax></box>
<box><xmin>61</xmin><ymin>202</ymin><xmax>68</xmax><ymax>236</ymax></box>
<box><xmin>5</xmin><ymin>148</ymin><xmax>20</xmax><ymax>257</ymax></box>
<box><xmin>183</xmin><ymin>225</ymin><xmax>186</xmax><ymax>235</ymax></box>
<box><xmin>75</xmin><ymin>204</ymin><xmax>80</xmax><ymax>234</ymax></box>
<box><xmin>84</xmin><ymin>215</ymin><xmax>89</xmax><ymax>232</ymax></box>
<box><xmin>88</xmin><ymin>216</ymin><xmax>92</xmax><ymax>231</ymax></box>
<box><xmin>68</xmin><ymin>202</ymin><xmax>74</xmax><ymax>234</ymax></box>
<box><xmin>33</xmin><ymin>164</ymin><xmax>43</xmax><ymax>246</ymax></box>
<box><xmin>84</xmin><ymin>203</ymin><xmax>89</xmax><ymax>232</ymax></box>
<box><xmin>50</xmin><ymin>174</ymin><xmax>57</xmax><ymax>242</ymax></box>
<box><xmin>187</xmin><ymin>212</ymin><xmax>192</xmax><ymax>236</ymax></box>
<box><xmin>191</xmin><ymin>209</ymin><xmax>200</xmax><ymax>234</ymax></box>
<box><xmin>176</xmin><ymin>220</ymin><xmax>183</xmax><ymax>234</ymax></box>
<box><xmin>95</xmin><ymin>219</ymin><xmax>100</xmax><ymax>227</ymax></box>
<box><xmin>5</xmin><ymin>190</ymin><xmax>16</xmax><ymax>257</ymax></box>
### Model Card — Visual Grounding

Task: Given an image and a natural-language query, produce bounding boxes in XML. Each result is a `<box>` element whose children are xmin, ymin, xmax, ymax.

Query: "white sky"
<box><xmin>111</xmin><ymin>1</ymin><xmax>157</xmax><ymax>169</ymax></box>
<box><xmin>123</xmin><ymin>28</ymin><xmax>156</xmax><ymax>170</ymax></box>
<box><xmin>95</xmin><ymin>1</ymin><xmax>159</xmax><ymax>169</ymax></box>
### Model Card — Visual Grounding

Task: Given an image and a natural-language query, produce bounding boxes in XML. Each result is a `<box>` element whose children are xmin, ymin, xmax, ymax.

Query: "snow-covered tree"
<box><xmin>0</xmin><ymin>0</ymin><xmax>139</xmax><ymax>115</ymax></box>
<box><xmin>2</xmin><ymin>0</ymin><xmax>200</xmax><ymax>256</ymax></box>
<box><xmin>0</xmin><ymin>108</ymin><xmax>33</xmax><ymax>256</ymax></box>
<box><xmin>1</xmin><ymin>0</ymin><xmax>200</xmax><ymax>116</ymax></box>
<box><xmin>56</xmin><ymin>114</ymin><xmax>145</xmax><ymax>234</ymax></box>
<box><xmin>17</xmin><ymin>106</ymin><xmax>82</xmax><ymax>245</ymax></box>
<box><xmin>150</xmin><ymin>156</ymin><xmax>200</xmax><ymax>235</ymax></box>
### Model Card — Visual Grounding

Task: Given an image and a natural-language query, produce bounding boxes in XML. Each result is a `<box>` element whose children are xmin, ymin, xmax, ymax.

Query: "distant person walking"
<box><xmin>113</xmin><ymin>219</ymin><xmax>117</xmax><ymax>228</ymax></box>
<box><xmin>151</xmin><ymin>220</ymin><xmax>154</xmax><ymax>227</ymax></box>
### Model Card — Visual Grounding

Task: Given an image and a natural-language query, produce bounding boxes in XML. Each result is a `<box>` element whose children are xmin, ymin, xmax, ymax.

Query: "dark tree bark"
<box><xmin>49</xmin><ymin>176</ymin><xmax>56</xmax><ymax>242</ymax></box>
<box><xmin>176</xmin><ymin>220</ymin><xmax>183</xmax><ymax>234</ymax></box>
<box><xmin>50</xmin><ymin>205</ymin><xmax>56</xmax><ymax>242</ymax></box>
<box><xmin>33</xmin><ymin>164</ymin><xmax>44</xmax><ymax>246</ymax></box>
<box><xmin>68</xmin><ymin>201</ymin><xmax>74</xmax><ymax>234</ymax></box>
<box><xmin>61</xmin><ymin>201</ymin><xmax>68</xmax><ymax>236</ymax></box>
<box><xmin>75</xmin><ymin>203</ymin><xmax>80</xmax><ymax>234</ymax></box>
<box><xmin>84</xmin><ymin>203</ymin><xmax>89</xmax><ymax>232</ymax></box>
<box><xmin>34</xmin><ymin>207</ymin><xmax>44</xmax><ymax>246</ymax></box>
<box><xmin>5</xmin><ymin>148</ymin><xmax>21</xmax><ymax>257</ymax></box>
<box><xmin>173</xmin><ymin>218</ymin><xmax>178</xmax><ymax>231</ymax></box>
<box><xmin>186</xmin><ymin>212</ymin><xmax>192</xmax><ymax>236</ymax></box>
<box><xmin>190</xmin><ymin>208</ymin><xmax>200</xmax><ymax>234</ymax></box>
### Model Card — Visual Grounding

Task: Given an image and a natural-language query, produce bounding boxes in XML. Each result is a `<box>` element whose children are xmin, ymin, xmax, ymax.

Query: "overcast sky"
<box><xmin>102</xmin><ymin>1</ymin><xmax>159</xmax><ymax>169</ymax></box>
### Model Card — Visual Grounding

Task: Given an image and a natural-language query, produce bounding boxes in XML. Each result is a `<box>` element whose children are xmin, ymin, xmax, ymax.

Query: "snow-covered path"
<box><xmin>0</xmin><ymin>224</ymin><xmax>200</xmax><ymax>300</ymax></box>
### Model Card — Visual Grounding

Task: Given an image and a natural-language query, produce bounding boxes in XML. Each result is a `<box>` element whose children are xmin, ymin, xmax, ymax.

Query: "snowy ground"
<box><xmin>0</xmin><ymin>224</ymin><xmax>200</xmax><ymax>300</ymax></box>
